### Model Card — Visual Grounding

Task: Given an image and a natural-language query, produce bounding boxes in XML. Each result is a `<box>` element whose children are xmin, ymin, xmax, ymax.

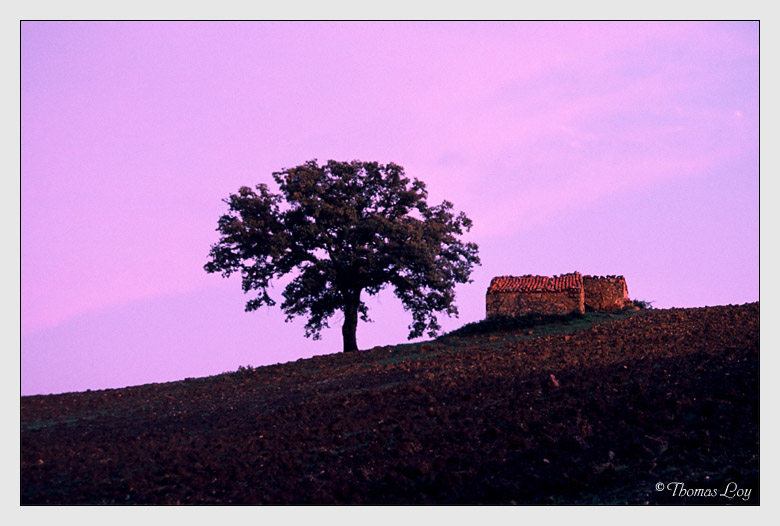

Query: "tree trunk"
<box><xmin>342</xmin><ymin>292</ymin><xmax>360</xmax><ymax>352</ymax></box>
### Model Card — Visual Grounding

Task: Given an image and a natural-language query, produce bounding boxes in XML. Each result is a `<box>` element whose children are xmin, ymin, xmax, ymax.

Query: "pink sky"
<box><xmin>21</xmin><ymin>21</ymin><xmax>758</xmax><ymax>395</ymax></box>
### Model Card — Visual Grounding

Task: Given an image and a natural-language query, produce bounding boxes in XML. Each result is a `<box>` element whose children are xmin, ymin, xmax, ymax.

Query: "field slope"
<box><xmin>21</xmin><ymin>303</ymin><xmax>759</xmax><ymax>505</ymax></box>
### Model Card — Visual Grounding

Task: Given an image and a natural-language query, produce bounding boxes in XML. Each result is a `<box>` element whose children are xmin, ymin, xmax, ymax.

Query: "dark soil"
<box><xmin>21</xmin><ymin>303</ymin><xmax>759</xmax><ymax>505</ymax></box>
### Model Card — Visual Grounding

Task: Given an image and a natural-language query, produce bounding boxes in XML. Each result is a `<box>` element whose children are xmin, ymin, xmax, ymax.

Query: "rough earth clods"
<box><xmin>22</xmin><ymin>303</ymin><xmax>759</xmax><ymax>505</ymax></box>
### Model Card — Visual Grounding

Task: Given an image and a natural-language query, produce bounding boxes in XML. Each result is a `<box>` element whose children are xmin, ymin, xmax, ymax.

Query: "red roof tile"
<box><xmin>487</xmin><ymin>272</ymin><xmax>583</xmax><ymax>294</ymax></box>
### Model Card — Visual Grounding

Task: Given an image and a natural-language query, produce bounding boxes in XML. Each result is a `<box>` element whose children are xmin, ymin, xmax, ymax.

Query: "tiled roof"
<box><xmin>487</xmin><ymin>272</ymin><xmax>583</xmax><ymax>294</ymax></box>
<box><xmin>583</xmin><ymin>275</ymin><xmax>625</xmax><ymax>281</ymax></box>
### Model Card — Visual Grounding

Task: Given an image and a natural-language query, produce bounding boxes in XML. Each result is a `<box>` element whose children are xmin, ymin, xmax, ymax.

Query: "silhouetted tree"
<box><xmin>205</xmin><ymin>160</ymin><xmax>480</xmax><ymax>352</ymax></box>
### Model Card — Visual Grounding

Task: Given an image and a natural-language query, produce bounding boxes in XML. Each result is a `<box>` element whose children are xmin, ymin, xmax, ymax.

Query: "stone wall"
<box><xmin>582</xmin><ymin>275</ymin><xmax>630</xmax><ymax>311</ymax></box>
<box><xmin>486</xmin><ymin>289</ymin><xmax>584</xmax><ymax>318</ymax></box>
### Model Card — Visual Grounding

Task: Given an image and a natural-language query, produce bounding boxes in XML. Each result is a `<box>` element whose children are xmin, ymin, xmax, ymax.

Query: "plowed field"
<box><xmin>21</xmin><ymin>303</ymin><xmax>759</xmax><ymax>505</ymax></box>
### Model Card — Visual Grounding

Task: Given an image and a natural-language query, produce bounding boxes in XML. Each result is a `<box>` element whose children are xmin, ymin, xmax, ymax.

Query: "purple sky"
<box><xmin>21</xmin><ymin>21</ymin><xmax>758</xmax><ymax>395</ymax></box>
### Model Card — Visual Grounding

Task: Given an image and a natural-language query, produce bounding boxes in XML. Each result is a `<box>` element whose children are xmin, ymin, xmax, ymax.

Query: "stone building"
<box><xmin>486</xmin><ymin>272</ymin><xmax>630</xmax><ymax>319</ymax></box>
<box><xmin>486</xmin><ymin>272</ymin><xmax>585</xmax><ymax>318</ymax></box>
<box><xmin>582</xmin><ymin>275</ymin><xmax>631</xmax><ymax>312</ymax></box>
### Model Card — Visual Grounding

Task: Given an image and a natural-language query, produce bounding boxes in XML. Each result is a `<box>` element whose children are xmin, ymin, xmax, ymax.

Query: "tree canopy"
<box><xmin>204</xmin><ymin>159</ymin><xmax>480</xmax><ymax>352</ymax></box>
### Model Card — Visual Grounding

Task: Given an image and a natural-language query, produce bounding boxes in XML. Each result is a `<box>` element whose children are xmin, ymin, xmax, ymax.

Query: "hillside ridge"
<box><xmin>22</xmin><ymin>302</ymin><xmax>759</xmax><ymax>504</ymax></box>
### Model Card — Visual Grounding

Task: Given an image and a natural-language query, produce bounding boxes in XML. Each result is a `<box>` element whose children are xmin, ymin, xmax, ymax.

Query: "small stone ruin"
<box><xmin>486</xmin><ymin>272</ymin><xmax>631</xmax><ymax>319</ymax></box>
